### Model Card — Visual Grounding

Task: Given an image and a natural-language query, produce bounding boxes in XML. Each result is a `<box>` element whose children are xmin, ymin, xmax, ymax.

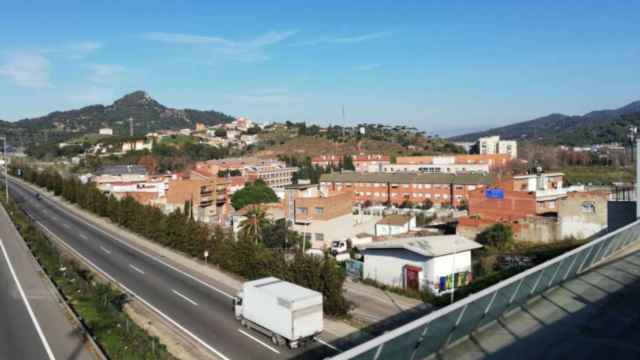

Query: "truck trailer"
<box><xmin>233</xmin><ymin>277</ymin><xmax>323</xmax><ymax>349</ymax></box>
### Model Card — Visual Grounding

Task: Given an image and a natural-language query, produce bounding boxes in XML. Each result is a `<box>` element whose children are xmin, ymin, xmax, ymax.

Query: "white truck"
<box><xmin>233</xmin><ymin>277</ymin><xmax>323</xmax><ymax>349</ymax></box>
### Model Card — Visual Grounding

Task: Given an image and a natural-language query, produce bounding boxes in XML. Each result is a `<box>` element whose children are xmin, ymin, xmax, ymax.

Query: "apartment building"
<box><xmin>311</xmin><ymin>153</ymin><xmax>390</xmax><ymax>172</ymax></box>
<box><xmin>161</xmin><ymin>179</ymin><xmax>222</xmax><ymax>224</ymax></box>
<box><xmin>477</xmin><ymin>135</ymin><xmax>518</xmax><ymax>159</ymax></box>
<box><xmin>92</xmin><ymin>165</ymin><xmax>149</xmax><ymax>193</ymax></box>
<box><xmin>385</xmin><ymin>154</ymin><xmax>511</xmax><ymax>174</ymax></box>
<box><xmin>197</xmin><ymin>157</ymin><xmax>297</xmax><ymax>188</ymax></box>
<box><xmin>319</xmin><ymin>172</ymin><xmax>495</xmax><ymax>207</ymax></box>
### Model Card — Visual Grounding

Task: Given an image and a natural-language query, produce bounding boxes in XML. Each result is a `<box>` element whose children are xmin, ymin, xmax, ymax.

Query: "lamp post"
<box><xmin>0</xmin><ymin>136</ymin><xmax>7</xmax><ymax>202</ymax></box>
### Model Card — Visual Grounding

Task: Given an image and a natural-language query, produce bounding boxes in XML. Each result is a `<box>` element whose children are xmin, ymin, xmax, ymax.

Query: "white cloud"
<box><xmin>142</xmin><ymin>30</ymin><xmax>298</xmax><ymax>62</ymax></box>
<box><xmin>0</xmin><ymin>52</ymin><xmax>52</xmax><ymax>89</ymax></box>
<box><xmin>354</xmin><ymin>63</ymin><xmax>381</xmax><ymax>71</ymax></box>
<box><xmin>296</xmin><ymin>31</ymin><xmax>392</xmax><ymax>46</ymax></box>
<box><xmin>88</xmin><ymin>64</ymin><xmax>125</xmax><ymax>83</ymax></box>
<box><xmin>42</xmin><ymin>41</ymin><xmax>103</xmax><ymax>59</ymax></box>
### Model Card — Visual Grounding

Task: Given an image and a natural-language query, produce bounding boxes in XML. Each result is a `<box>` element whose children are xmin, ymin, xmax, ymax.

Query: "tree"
<box><xmin>231</xmin><ymin>180</ymin><xmax>278</xmax><ymax>210</ymax></box>
<box><xmin>214</xmin><ymin>128</ymin><xmax>227</xmax><ymax>137</ymax></box>
<box><xmin>476</xmin><ymin>223</ymin><xmax>514</xmax><ymax>250</ymax></box>
<box><xmin>421</xmin><ymin>198</ymin><xmax>433</xmax><ymax>210</ymax></box>
<box><xmin>239</xmin><ymin>205</ymin><xmax>268</xmax><ymax>244</ymax></box>
<box><xmin>342</xmin><ymin>155</ymin><xmax>355</xmax><ymax>171</ymax></box>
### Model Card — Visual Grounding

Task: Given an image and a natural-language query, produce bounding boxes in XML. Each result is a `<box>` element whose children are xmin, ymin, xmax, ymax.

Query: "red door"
<box><xmin>405</xmin><ymin>265</ymin><xmax>422</xmax><ymax>291</ymax></box>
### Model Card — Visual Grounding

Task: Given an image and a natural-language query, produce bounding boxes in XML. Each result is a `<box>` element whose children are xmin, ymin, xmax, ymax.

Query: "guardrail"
<box><xmin>330</xmin><ymin>218</ymin><xmax>640</xmax><ymax>360</ymax></box>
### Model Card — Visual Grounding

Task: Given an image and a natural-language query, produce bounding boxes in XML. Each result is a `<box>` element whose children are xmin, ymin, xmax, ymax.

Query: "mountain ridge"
<box><xmin>0</xmin><ymin>91</ymin><xmax>235</xmax><ymax>147</ymax></box>
<box><xmin>450</xmin><ymin>100</ymin><xmax>640</xmax><ymax>146</ymax></box>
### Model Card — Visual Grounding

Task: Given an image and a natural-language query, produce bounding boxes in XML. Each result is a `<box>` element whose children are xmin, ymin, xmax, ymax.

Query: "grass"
<box><xmin>559</xmin><ymin>165</ymin><xmax>633</xmax><ymax>185</ymax></box>
<box><xmin>1</xmin><ymin>194</ymin><xmax>176</xmax><ymax>360</ymax></box>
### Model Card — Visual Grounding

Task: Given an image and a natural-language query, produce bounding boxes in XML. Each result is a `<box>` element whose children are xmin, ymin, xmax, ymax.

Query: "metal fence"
<box><xmin>330</xmin><ymin>218</ymin><xmax>640</xmax><ymax>360</ymax></box>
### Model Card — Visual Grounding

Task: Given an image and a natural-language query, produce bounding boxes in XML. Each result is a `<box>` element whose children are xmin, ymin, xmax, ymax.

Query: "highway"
<box><xmin>7</xmin><ymin>177</ymin><xmax>338</xmax><ymax>360</ymax></box>
<box><xmin>0</xmin><ymin>200</ymin><xmax>95</xmax><ymax>360</ymax></box>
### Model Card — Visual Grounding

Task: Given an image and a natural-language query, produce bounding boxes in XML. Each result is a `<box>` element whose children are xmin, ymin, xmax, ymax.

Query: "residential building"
<box><xmin>375</xmin><ymin>214</ymin><xmax>416</xmax><ymax>237</ymax></box>
<box><xmin>122</xmin><ymin>138</ymin><xmax>153</xmax><ymax>153</ymax></box>
<box><xmin>311</xmin><ymin>153</ymin><xmax>390</xmax><ymax>172</ymax></box>
<box><xmin>353</xmin><ymin>154</ymin><xmax>391</xmax><ymax>172</ymax></box>
<box><xmin>477</xmin><ymin>135</ymin><xmax>518</xmax><ymax>159</ymax></box>
<box><xmin>92</xmin><ymin>165</ymin><xmax>148</xmax><ymax>192</ymax></box>
<box><xmin>457</xmin><ymin>173</ymin><xmax>608</xmax><ymax>243</ymax></box>
<box><xmin>98</xmin><ymin>128</ymin><xmax>113</xmax><ymax>136</ymax></box>
<box><xmin>199</xmin><ymin>157</ymin><xmax>297</xmax><ymax>188</ymax></box>
<box><xmin>386</xmin><ymin>154</ymin><xmax>511</xmax><ymax>174</ymax></box>
<box><xmin>283</xmin><ymin>188</ymin><xmax>379</xmax><ymax>249</ymax></box>
<box><xmin>319</xmin><ymin>172</ymin><xmax>495</xmax><ymax>207</ymax></box>
<box><xmin>360</xmin><ymin>235</ymin><xmax>482</xmax><ymax>293</ymax></box>
<box><xmin>162</xmin><ymin>179</ymin><xmax>221</xmax><ymax>224</ymax></box>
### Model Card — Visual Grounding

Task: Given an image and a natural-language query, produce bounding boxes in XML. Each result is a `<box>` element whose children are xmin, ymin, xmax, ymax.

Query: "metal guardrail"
<box><xmin>330</xmin><ymin>218</ymin><xmax>640</xmax><ymax>360</ymax></box>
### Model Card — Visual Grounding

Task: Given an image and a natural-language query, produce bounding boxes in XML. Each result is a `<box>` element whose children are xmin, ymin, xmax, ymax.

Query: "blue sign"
<box><xmin>485</xmin><ymin>188</ymin><xmax>504</xmax><ymax>199</ymax></box>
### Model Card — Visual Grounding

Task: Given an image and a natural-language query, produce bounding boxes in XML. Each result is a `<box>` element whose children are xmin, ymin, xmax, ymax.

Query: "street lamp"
<box><xmin>0</xmin><ymin>136</ymin><xmax>8</xmax><ymax>202</ymax></box>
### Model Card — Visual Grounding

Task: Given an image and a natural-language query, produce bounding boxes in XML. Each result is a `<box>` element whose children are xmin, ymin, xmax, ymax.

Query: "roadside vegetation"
<box><xmin>0</xmin><ymin>194</ymin><xmax>176</xmax><ymax>360</ymax></box>
<box><xmin>11</xmin><ymin>162</ymin><xmax>351</xmax><ymax>317</ymax></box>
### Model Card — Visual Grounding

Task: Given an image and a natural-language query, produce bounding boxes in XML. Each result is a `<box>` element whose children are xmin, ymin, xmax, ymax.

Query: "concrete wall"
<box><xmin>293</xmin><ymin>213</ymin><xmax>378</xmax><ymax>249</ymax></box>
<box><xmin>558</xmin><ymin>191</ymin><xmax>608</xmax><ymax>239</ymax></box>
<box><xmin>428</xmin><ymin>252</ymin><xmax>472</xmax><ymax>291</ymax></box>
<box><xmin>363</xmin><ymin>249</ymin><xmax>427</xmax><ymax>289</ymax></box>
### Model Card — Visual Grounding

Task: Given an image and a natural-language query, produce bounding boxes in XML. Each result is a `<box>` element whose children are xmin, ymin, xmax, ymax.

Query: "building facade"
<box><xmin>319</xmin><ymin>172</ymin><xmax>495</xmax><ymax>207</ymax></box>
<box><xmin>477</xmin><ymin>135</ymin><xmax>518</xmax><ymax>159</ymax></box>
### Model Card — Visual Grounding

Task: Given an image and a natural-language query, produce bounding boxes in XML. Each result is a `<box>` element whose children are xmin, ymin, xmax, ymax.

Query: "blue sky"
<box><xmin>1</xmin><ymin>0</ymin><xmax>639</xmax><ymax>136</ymax></box>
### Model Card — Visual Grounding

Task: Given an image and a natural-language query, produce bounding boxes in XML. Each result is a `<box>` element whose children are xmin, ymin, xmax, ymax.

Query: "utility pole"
<box><xmin>636</xmin><ymin>138</ymin><xmax>640</xmax><ymax>219</ymax></box>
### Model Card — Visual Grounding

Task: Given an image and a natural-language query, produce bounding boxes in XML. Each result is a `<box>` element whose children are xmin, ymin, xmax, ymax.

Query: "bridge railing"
<box><xmin>330</xmin><ymin>219</ymin><xmax>640</xmax><ymax>360</ymax></box>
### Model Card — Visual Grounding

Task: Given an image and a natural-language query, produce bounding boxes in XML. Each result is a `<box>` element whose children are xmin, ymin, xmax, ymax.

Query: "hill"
<box><xmin>450</xmin><ymin>100</ymin><xmax>640</xmax><ymax>146</ymax></box>
<box><xmin>0</xmin><ymin>91</ymin><xmax>235</xmax><ymax>148</ymax></box>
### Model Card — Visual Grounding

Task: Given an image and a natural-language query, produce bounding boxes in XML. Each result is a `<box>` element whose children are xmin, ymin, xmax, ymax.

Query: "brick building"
<box><xmin>311</xmin><ymin>153</ymin><xmax>390</xmax><ymax>172</ymax></box>
<box><xmin>161</xmin><ymin>179</ymin><xmax>223</xmax><ymax>224</ymax></box>
<box><xmin>385</xmin><ymin>154</ymin><xmax>511</xmax><ymax>174</ymax></box>
<box><xmin>319</xmin><ymin>172</ymin><xmax>495</xmax><ymax>207</ymax></box>
<box><xmin>195</xmin><ymin>157</ymin><xmax>297</xmax><ymax>188</ymax></box>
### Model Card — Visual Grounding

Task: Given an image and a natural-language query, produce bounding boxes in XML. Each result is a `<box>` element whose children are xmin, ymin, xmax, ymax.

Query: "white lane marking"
<box><xmin>100</xmin><ymin>246</ymin><xmax>111</xmax><ymax>255</ymax></box>
<box><xmin>62</xmin><ymin>223</ymin><xmax>71</xmax><ymax>229</ymax></box>
<box><xmin>79</xmin><ymin>234</ymin><xmax>88</xmax><ymax>240</ymax></box>
<box><xmin>130</xmin><ymin>264</ymin><xmax>145</xmax><ymax>275</ymax></box>
<box><xmin>14</xmin><ymin>179</ymin><xmax>235</xmax><ymax>299</ymax></box>
<box><xmin>34</xmin><ymin>221</ymin><xmax>232</xmax><ymax>360</ymax></box>
<box><xmin>172</xmin><ymin>289</ymin><xmax>199</xmax><ymax>306</ymax></box>
<box><xmin>315</xmin><ymin>337</ymin><xmax>342</xmax><ymax>352</ymax></box>
<box><xmin>237</xmin><ymin>329</ymin><xmax>280</xmax><ymax>354</ymax></box>
<box><xmin>0</xmin><ymin>239</ymin><xmax>57</xmax><ymax>360</ymax></box>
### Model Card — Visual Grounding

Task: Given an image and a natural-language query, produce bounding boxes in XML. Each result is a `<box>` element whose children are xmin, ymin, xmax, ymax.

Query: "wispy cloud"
<box><xmin>354</xmin><ymin>63</ymin><xmax>381</xmax><ymax>71</ymax></box>
<box><xmin>142</xmin><ymin>30</ymin><xmax>298</xmax><ymax>62</ymax></box>
<box><xmin>228</xmin><ymin>88</ymin><xmax>305</xmax><ymax>105</ymax></box>
<box><xmin>88</xmin><ymin>64</ymin><xmax>125</xmax><ymax>83</ymax></box>
<box><xmin>296</xmin><ymin>31</ymin><xmax>392</xmax><ymax>46</ymax></box>
<box><xmin>43</xmin><ymin>41</ymin><xmax>103</xmax><ymax>59</ymax></box>
<box><xmin>0</xmin><ymin>52</ymin><xmax>52</xmax><ymax>89</ymax></box>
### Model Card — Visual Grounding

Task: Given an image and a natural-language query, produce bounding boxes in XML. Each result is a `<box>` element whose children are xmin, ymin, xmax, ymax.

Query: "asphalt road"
<box><xmin>7</xmin><ymin>177</ymin><xmax>337</xmax><ymax>360</ymax></box>
<box><xmin>0</xmin><ymin>201</ymin><xmax>95</xmax><ymax>360</ymax></box>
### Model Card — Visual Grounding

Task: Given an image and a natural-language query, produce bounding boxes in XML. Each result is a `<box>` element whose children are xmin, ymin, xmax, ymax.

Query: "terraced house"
<box><xmin>319</xmin><ymin>172</ymin><xmax>495</xmax><ymax>207</ymax></box>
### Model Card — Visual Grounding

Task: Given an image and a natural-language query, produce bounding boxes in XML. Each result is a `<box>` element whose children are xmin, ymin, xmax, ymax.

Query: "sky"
<box><xmin>1</xmin><ymin>0</ymin><xmax>639</xmax><ymax>136</ymax></box>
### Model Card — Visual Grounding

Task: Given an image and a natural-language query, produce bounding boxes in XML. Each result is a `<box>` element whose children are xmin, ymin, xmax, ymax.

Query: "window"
<box><xmin>315</xmin><ymin>207</ymin><xmax>324</xmax><ymax>215</ymax></box>
<box><xmin>582</xmin><ymin>202</ymin><xmax>596</xmax><ymax>213</ymax></box>
<box><xmin>304</xmin><ymin>233</ymin><xmax>312</xmax><ymax>241</ymax></box>
<box><xmin>549</xmin><ymin>201</ymin><xmax>555</xmax><ymax>209</ymax></box>
<box><xmin>315</xmin><ymin>233</ymin><xmax>324</xmax><ymax>241</ymax></box>
<box><xmin>296</xmin><ymin>207</ymin><xmax>308</xmax><ymax>215</ymax></box>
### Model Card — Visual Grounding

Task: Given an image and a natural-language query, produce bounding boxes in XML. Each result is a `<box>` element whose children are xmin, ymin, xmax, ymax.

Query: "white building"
<box><xmin>360</xmin><ymin>235</ymin><xmax>482</xmax><ymax>294</ymax></box>
<box><xmin>99</xmin><ymin>128</ymin><xmax>113</xmax><ymax>136</ymax></box>
<box><xmin>478</xmin><ymin>135</ymin><xmax>518</xmax><ymax>159</ymax></box>
<box><xmin>375</xmin><ymin>214</ymin><xmax>416</xmax><ymax>237</ymax></box>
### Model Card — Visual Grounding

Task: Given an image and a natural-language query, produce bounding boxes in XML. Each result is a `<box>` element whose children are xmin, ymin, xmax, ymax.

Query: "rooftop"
<box><xmin>320</xmin><ymin>172</ymin><xmax>495</xmax><ymax>185</ymax></box>
<box><xmin>96</xmin><ymin>165</ymin><xmax>148</xmax><ymax>176</ymax></box>
<box><xmin>360</xmin><ymin>235</ymin><xmax>482</xmax><ymax>257</ymax></box>
<box><xmin>377</xmin><ymin>214</ymin><xmax>413</xmax><ymax>226</ymax></box>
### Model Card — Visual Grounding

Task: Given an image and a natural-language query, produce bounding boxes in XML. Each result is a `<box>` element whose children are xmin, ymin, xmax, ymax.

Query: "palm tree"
<box><xmin>239</xmin><ymin>205</ymin><xmax>268</xmax><ymax>244</ymax></box>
